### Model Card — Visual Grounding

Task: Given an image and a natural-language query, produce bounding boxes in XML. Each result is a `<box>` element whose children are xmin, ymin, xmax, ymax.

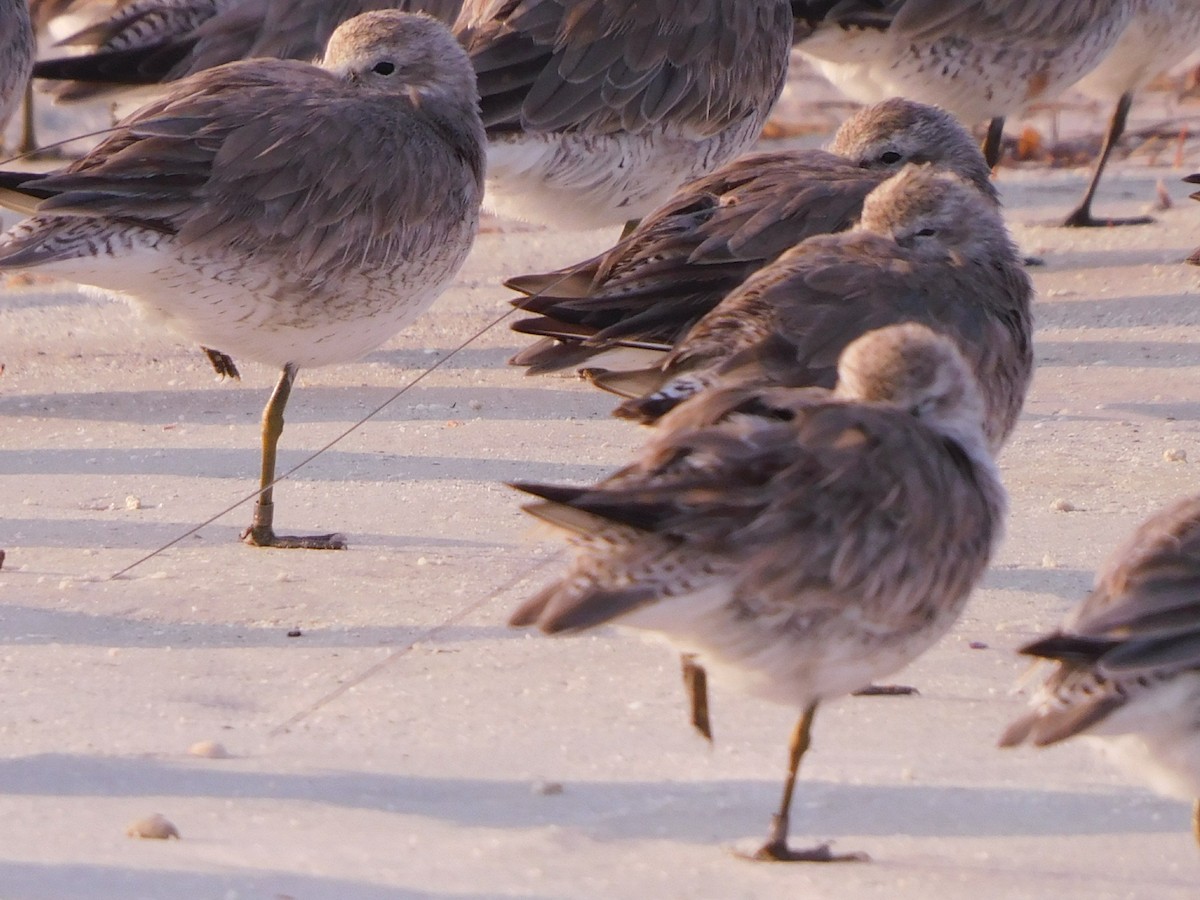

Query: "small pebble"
<box><xmin>125</xmin><ymin>496</ymin><xmax>142</xmax><ymax>510</ymax></box>
<box><xmin>968</xmin><ymin>641</ymin><xmax>989</xmax><ymax>650</ymax></box>
<box><xmin>1041</xmin><ymin>554</ymin><xmax>1058</xmax><ymax>569</ymax></box>
<box><xmin>286</xmin><ymin>629</ymin><xmax>302</xmax><ymax>638</ymax></box>
<box><xmin>1164</xmin><ymin>448</ymin><xmax>1187</xmax><ymax>463</ymax></box>
<box><xmin>126</xmin><ymin>813</ymin><xmax>179</xmax><ymax>840</ymax></box>
<box><xmin>188</xmin><ymin>740</ymin><xmax>230</xmax><ymax>759</ymax></box>
<box><xmin>531</xmin><ymin>780</ymin><xmax>564</xmax><ymax>796</ymax></box>
<box><xmin>1050</xmin><ymin>499</ymin><xmax>1076</xmax><ymax>512</ymax></box>
<box><xmin>468</xmin><ymin>399</ymin><xmax>483</xmax><ymax>411</ymax></box>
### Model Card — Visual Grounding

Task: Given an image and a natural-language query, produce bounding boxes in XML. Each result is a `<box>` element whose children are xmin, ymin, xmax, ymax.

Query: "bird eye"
<box><xmin>879</xmin><ymin>151</ymin><xmax>903</xmax><ymax>164</ymax></box>
<box><xmin>915</xmin><ymin>227</ymin><xmax>937</xmax><ymax>237</ymax></box>
<box><xmin>372</xmin><ymin>61</ymin><xmax>396</xmax><ymax>76</ymax></box>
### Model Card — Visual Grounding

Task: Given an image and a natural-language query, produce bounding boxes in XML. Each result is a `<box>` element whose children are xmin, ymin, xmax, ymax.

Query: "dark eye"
<box><xmin>372</xmin><ymin>61</ymin><xmax>396</xmax><ymax>76</ymax></box>
<box><xmin>915</xmin><ymin>227</ymin><xmax>937</xmax><ymax>237</ymax></box>
<box><xmin>879</xmin><ymin>151</ymin><xmax>903</xmax><ymax>164</ymax></box>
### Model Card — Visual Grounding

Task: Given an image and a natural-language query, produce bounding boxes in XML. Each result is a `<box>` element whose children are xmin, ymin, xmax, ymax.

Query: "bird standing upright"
<box><xmin>0</xmin><ymin>10</ymin><xmax>486</xmax><ymax>549</ymax></box>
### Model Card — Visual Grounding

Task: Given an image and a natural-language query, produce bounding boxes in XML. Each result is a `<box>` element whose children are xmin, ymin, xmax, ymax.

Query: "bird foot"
<box><xmin>241</xmin><ymin>525</ymin><xmax>347</xmax><ymax>550</ymax></box>
<box><xmin>853</xmin><ymin>683</ymin><xmax>919</xmax><ymax>697</ymax></box>
<box><xmin>1061</xmin><ymin>210</ymin><xmax>1154</xmax><ymax>228</ymax></box>
<box><xmin>740</xmin><ymin>840</ymin><xmax>869</xmax><ymax>863</ymax></box>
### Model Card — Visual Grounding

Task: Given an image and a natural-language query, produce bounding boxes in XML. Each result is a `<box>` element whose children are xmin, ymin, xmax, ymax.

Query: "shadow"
<box><xmin>0</xmin><ymin>861</ymin><xmax>509</xmax><ymax>900</ymax></box>
<box><xmin>2</xmin><ymin>516</ymin><xmax>513</xmax><ymax>550</ymax></box>
<box><xmin>0</xmin><ymin>384</ymin><xmax>618</xmax><ymax>425</ymax></box>
<box><xmin>0</xmin><ymin>448</ymin><xmax>617</xmax><ymax>484</ymax></box>
<box><xmin>0</xmin><ymin>604</ymin><xmax>522</xmax><ymax>649</ymax></box>
<box><xmin>982</xmin><ymin>566</ymin><xmax>1092</xmax><ymax>601</ymax></box>
<box><xmin>1036</xmin><ymin>294</ymin><xmax>1200</xmax><ymax>330</ymax></box>
<box><xmin>1036</xmin><ymin>340</ymin><xmax>1200</xmax><ymax>368</ymax></box>
<box><xmin>362</xmin><ymin>346</ymin><xmax>517</xmax><ymax>370</ymax></box>
<box><xmin>0</xmin><ymin>754</ymin><xmax>1184</xmax><ymax>842</ymax></box>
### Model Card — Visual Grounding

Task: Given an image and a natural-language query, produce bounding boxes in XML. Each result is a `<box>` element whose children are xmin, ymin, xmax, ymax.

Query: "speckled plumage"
<box><xmin>506</xmin><ymin>98</ymin><xmax>996</xmax><ymax>373</ymax></box>
<box><xmin>0</xmin><ymin>0</ymin><xmax>34</xmax><ymax>133</ymax></box>
<box><xmin>458</xmin><ymin>0</ymin><xmax>794</xmax><ymax>228</ymax></box>
<box><xmin>1001</xmin><ymin>493</ymin><xmax>1200</xmax><ymax>847</ymax></box>
<box><xmin>593</xmin><ymin>167</ymin><xmax>1032</xmax><ymax>454</ymax></box>
<box><xmin>34</xmin><ymin>0</ymin><xmax>465</xmax><ymax>100</ymax></box>
<box><xmin>512</xmin><ymin>322</ymin><xmax>1006</xmax><ymax>858</ymax></box>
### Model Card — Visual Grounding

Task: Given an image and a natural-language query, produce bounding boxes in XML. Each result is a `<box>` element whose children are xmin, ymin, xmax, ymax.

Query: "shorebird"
<box><xmin>1063</xmin><ymin>0</ymin><xmax>1200</xmax><ymax>227</ymax></box>
<box><xmin>35</xmin><ymin>0</ymin><xmax>794</xmax><ymax>232</ymax></box>
<box><xmin>511</xmin><ymin>323</ymin><xmax>1007</xmax><ymax>861</ymax></box>
<box><xmin>32</xmin><ymin>0</ymin><xmax>465</xmax><ymax>101</ymax></box>
<box><xmin>506</xmin><ymin>98</ymin><xmax>995</xmax><ymax>374</ymax></box>
<box><xmin>456</xmin><ymin>0</ymin><xmax>793</xmax><ymax>230</ymax></box>
<box><xmin>0</xmin><ymin>0</ymin><xmax>34</xmax><ymax>145</ymax></box>
<box><xmin>1000</xmin><ymin>493</ymin><xmax>1200</xmax><ymax>850</ymax></box>
<box><xmin>791</xmin><ymin>0</ymin><xmax>1134</xmax><ymax>167</ymax></box>
<box><xmin>589</xmin><ymin>166</ymin><xmax>1033</xmax><ymax>452</ymax></box>
<box><xmin>0</xmin><ymin>10</ymin><xmax>485</xmax><ymax>549</ymax></box>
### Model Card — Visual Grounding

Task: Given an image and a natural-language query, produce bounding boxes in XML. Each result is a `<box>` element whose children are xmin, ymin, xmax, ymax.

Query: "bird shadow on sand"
<box><xmin>0</xmin><ymin>753</ymin><xmax>1184</xmax><ymax>844</ymax></box>
<box><xmin>0</xmin><ymin>860</ymin><xmax>506</xmax><ymax>900</ymax></box>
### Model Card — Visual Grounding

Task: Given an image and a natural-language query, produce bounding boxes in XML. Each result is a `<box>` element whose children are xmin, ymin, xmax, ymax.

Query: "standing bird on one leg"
<box><xmin>0</xmin><ymin>10</ymin><xmax>485</xmax><ymax>549</ymax></box>
<box><xmin>511</xmin><ymin>323</ymin><xmax>1007</xmax><ymax>861</ymax></box>
<box><xmin>1001</xmin><ymin>493</ymin><xmax>1200</xmax><ymax>850</ymax></box>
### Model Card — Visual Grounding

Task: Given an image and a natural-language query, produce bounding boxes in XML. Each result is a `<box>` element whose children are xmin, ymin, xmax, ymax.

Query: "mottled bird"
<box><xmin>1000</xmin><ymin>492</ymin><xmax>1200</xmax><ymax>850</ymax></box>
<box><xmin>507</xmin><ymin>98</ymin><xmax>995</xmax><ymax>374</ymax></box>
<box><xmin>593</xmin><ymin>166</ymin><xmax>1033</xmax><ymax>454</ymax></box>
<box><xmin>511</xmin><ymin>322</ymin><xmax>1007</xmax><ymax>860</ymax></box>
<box><xmin>791</xmin><ymin>0</ymin><xmax>1134</xmax><ymax>167</ymax></box>
<box><xmin>0</xmin><ymin>10</ymin><xmax>485</xmax><ymax>548</ymax></box>
<box><xmin>456</xmin><ymin>0</ymin><xmax>793</xmax><ymax>230</ymax></box>
<box><xmin>0</xmin><ymin>0</ymin><xmax>34</xmax><ymax>144</ymax></box>
<box><xmin>32</xmin><ymin>0</ymin><xmax>465</xmax><ymax>100</ymax></box>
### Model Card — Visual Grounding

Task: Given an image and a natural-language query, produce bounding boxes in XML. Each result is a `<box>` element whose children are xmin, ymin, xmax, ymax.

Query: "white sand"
<box><xmin>3</xmin><ymin>100</ymin><xmax>1200</xmax><ymax>896</ymax></box>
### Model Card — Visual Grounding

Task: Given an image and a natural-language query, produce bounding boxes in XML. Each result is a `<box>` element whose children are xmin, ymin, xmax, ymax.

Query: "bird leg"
<box><xmin>680</xmin><ymin>653</ymin><xmax>713</xmax><ymax>741</ymax></box>
<box><xmin>742</xmin><ymin>702</ymin><xmax>868</xmax><ymax>863</ymax></box>
<box><xmin>1192</xmin><ymin>798</ymin><xmax>1199</xmax><ymax>850</ymax></box>
<box><xmin>1062</xmin><ymin>92</ymin><xmax>1153</xmax><ymax>228</ymax></box>
<box><xmin>241</xmin><ymin>364</ymin><xmax>346</xmax><ymax>550</ymax></box>
<box><xmin>982</xmin><ymin>117</ymin><xmax>1005</xmax><ymax>170</ymax></box>
<box><xmin>201</xmin><ymin>347</ymin><xmax>240</xmax><ymax>380</ymax></box>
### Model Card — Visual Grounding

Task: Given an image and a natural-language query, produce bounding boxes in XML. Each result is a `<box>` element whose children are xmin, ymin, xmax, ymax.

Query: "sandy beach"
<box><xmin>3</xmin><ymin>74</ymin><xmax>1200</xmax><ymax>897</ymax></box>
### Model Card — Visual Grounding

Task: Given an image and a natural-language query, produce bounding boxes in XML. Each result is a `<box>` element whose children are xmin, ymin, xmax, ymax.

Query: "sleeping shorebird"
<box><xmin>791</xmin><ymin>0</ymin><xmax>1134</xmax><ymax>167</ymax></box>
<box><xmin>505</xmin><ymin>98</ymin><xmax>996</xmax><ymax>374</ymax></box>
<box><xmin>0</xmin><ymin>10</ymin><xmax>485</xmax><ymax>549</ymax></box>
<box><xmin>1000</xmin><ymin>492</ymin><xmax>1200</xmax><ymax>850</ymax></box>
<box><xmin>32</xmin><ymin>0</ymin><xmax>465</xmax><ymax>101</ymax></box>
<box><xmin>511</xmin><ymin>322</ymin><xmax>1007</xmax><ymax>861</ymax></box>
<box><xmin>589</xmin><ymin>166</ymin><xmax>1033</xmax><ymax>455</ymax></box>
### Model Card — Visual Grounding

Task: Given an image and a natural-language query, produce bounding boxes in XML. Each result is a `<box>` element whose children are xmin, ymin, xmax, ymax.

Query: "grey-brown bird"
<box><xmin>35</xmin><ymin>0</ymin><xmax>794</xmax><ymax>233</ymax></box>
<box><xmin>592</xmin><ymin>166</ymin><xmax>1033</xmax><ymax>454</ymax></box>
<box><xmin>790</xmin><ymin>0</ymin><xmax>1134</xmax><ymax>167</ymax></box>
<box><xmin>511</xmin><ymin>322</ymin><xmax>1007</xmax><ymax>861</ymax></box>
<box><xmin>0</xmin><ymin>10</ymin><xmax>485</xmax><ymax>549</ymax></box>
<box><xmin>1000</xmin><ymin>492</ymin><xmax>1200</xmax><ymax>850</ymax></box>
<box><xmin>0</xmin><ymin>0</ymin><xmax>34</xmax><ymax>143</ymax></box>
<box><xmin>33</xmin><ymin>0</ymin><xmax>465</xmax><ymax>101</ymax></box>
<box><xmin>507</xmin><ymin>97</ymin><xmax>996</xmax><ymax>374</ymax></box>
